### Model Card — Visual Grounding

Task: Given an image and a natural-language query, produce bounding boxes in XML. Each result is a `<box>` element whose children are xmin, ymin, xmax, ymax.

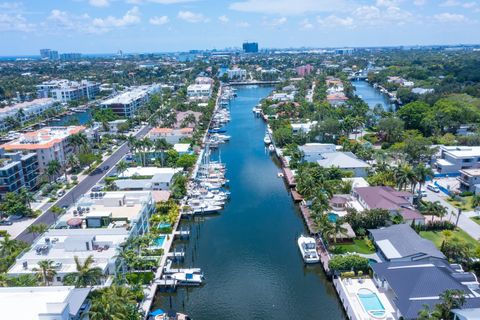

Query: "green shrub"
<box><xmin>328</xmin><ymin>254</ymin><xmax>370</xmax><ymax>272</ymax></box>
<box><xmin>460</xmin><ymin>191</ymin><xmax>474</xmax><ymax>197</ymax></box>
<box><xmin>126</xmin><ymin>271</ymin><xmax>154</xmax><ymax>285</ymax></box>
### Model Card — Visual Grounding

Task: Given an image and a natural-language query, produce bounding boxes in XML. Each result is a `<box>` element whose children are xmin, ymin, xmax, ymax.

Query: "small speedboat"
<box><xmin>264</xmin><ymin>134</ymin><xmax>271</xmax><ymax>144</ymax></box>
<box><xmin>297</xmin><ymin>235</ymin><xmax>320</xmax><ymax>264</ymax></box>
<box><xmin>268</xmin><ymin>144</ymin><xmax>275</xmax><ymax>152</ymax></box>
<box><xmin>164</xmin><ymin>272</ymin><xmax>203</xmax><ymax>286</ymax></box>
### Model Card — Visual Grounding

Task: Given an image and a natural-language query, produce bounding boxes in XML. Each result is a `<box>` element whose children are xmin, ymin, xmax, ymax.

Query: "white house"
<box><xmin>435</xmin><ymin>146</ymin><xmax>480</xmax><ymax>174</ymax></box>
<box><xmin>187</xmin><ymin>84</ymin><xmax>212</xmax><ymax>101</ymax></box>
<box><xmin>115</xmin><ymin>167</ymin><xmax>182</xmax><ymax>191</ymax></box>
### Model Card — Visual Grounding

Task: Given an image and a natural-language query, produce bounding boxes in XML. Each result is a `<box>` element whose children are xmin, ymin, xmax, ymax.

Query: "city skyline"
<box><xmin>1</xmin><ymin>0</ymin><xmax>480</xmax><ymax>55</ymax></box>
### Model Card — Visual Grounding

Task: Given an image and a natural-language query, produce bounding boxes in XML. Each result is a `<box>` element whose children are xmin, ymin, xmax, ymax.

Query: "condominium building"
<box><xmin>0</xmin><ymin>98</ymin><xmax>57</xmax><ymax>131</ymax></box>
<box><xmin>195</xmin><ymin>76</ymin><xmax>214</xmax><ymax>85</ymax></box>
<box><xmin>1</xmin><ymin>126</ymin><xmax>86</xmax><ymax>172</ymax></box>
<box><xmin>54</xmin><ymin>190</ymin><xmax>156</xmax><ymax>237</ymax></box>
<box><xmin>37</xmin><ymin>79</ymin><xmax>100</xmax><ymax>102</ymax></box>
<box><xmin>435</xmin><ymin>145</ymin><xmax>480</xmax><ymax>174</ymax></box>
<box><xmin>0</xmin><ymin>147</ymin><xmax>39</xmax><ymax>200</ymax></box>
<box><xmin>187</xmin><ymin>84</ymin><xmax>212</xmax><ymax>101</ymax></box>
<box><xmin>101</xmin><ymin>84</ymin><xmax>160</xmax><ymax>117</ymax></box>
<box><xmin>8</xmin><ymin>228</ymin><xmax>129</xmax><ymax>286</ymax></box>
<box><xmin>226</xmin><ymin>68</ymin><xmax>247</xmax><ymax>80</ymax></box>
<box><xmin>0</xmin><ymin>286</ymin><xmax>91</xmax><ymax>320</ymax></box>
<box><xmin>295</xmin><ymin>64</ymin><xmax>314</xmax><ymax>77</ymax></box>
<box><xmin>40</xmin><ymin>49</ymin><xmax>59</xmax><ymax>60</ymax></box>
<box><xmin>242</xmin><ymin>42</ymin><xmax>259</xmax><ymax>53</ymax></box>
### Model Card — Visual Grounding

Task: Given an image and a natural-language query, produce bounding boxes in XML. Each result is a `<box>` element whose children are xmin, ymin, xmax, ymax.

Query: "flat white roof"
<box><xmin>376</xmin><ymin>239</ymin><xmax>403</xmax><ymax>259</ymax></box>
<box><xmin>122</xmin><ymin>167</ymin><xmax>181</xmax><ymax>177</ymax></box>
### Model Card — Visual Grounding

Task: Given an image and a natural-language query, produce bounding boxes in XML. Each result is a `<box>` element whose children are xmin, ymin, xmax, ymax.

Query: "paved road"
<box><xmin>16</xmin><ymin>125</ymin><xmax>151</xmax><ymax>243</ymax></box>
<box><xmin>424</xmin><ymin>189</ymin><xmax>480</xmax><ymax>240</ymax></box>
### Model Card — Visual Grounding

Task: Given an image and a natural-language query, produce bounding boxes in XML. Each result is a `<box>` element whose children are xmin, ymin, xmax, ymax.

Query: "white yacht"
<box><xmin>297</xmin><ymin>235</ymin><xmax>320</xmax><ymax>264</ymax></box>
<box><xmin>264</xmin><ymin>134</ymin><xmax>272</xmax><ymax>144</ymax></box>
<box><xmin>164</xmin><ymin>272</ymin><xmax>203</xmax><ymax>286</ymax></box>
<box><xmin>268</xmin><ymin>144</ymin><xmax>275</xmax><ymax>152</ymax></box>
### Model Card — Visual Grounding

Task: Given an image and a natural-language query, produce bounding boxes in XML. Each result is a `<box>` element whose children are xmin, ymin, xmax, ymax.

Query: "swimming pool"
<box><xmin>328</xmin><ymin>213</ymin><xmax>339</xmax><ymax>223</ymax></box>
<box><xmin>357</xmin><ymin>288</ymin><xmax>386</xmax><ymax>319</ymax></box>
<box><xmin>157</xmin><ymin>222</ymin><xmax>171</xmax><ymax>229</ymax></box>
<box><xmin>154</xmin><ymin>235</ymin><xmax>166</xmax><ymax>247</ymax></box>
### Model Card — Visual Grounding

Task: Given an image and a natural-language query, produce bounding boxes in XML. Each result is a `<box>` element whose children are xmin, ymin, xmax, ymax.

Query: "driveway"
<box><xmin>14</xmin><ymin>125</ymin><xmax>151</xmax><ymax>243</ymax></box>
<box><xmin>424</xmin><ymin>189</ymin><xmax>480</xmax><ymax>240</ymax></box>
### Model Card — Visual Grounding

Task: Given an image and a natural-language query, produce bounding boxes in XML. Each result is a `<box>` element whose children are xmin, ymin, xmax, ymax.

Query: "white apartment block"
<box><xmin>195</xmin><ymin>76</ymin><xmax>214</xmax><ymax>85</ymax></box>
<box><xmin>8</xmin><ymin>228</ymin><xmax>129</xmax><ymax>286</ymax></box>
<box><xmin>0</xmin><ymin>286</ymin><xmax>91</xmax><ymax>320</ymax></box>
<box><xmin>37</xmin><ymin>79</ymin><xmax>100</xmax><ymax>102</ymax></box>
<box><xmin>0</xmin><ymin>98</ymin><xmax>57</xmax><ymax>131</ymax></box>
<box><xmin>227</xmin><ymin>68</ymin><xmax>247</xmax><ymax>80</ymax></box>
<box><xmin>435</xmin><ymin>146</ymin><xmax>480</xmax><ymax>174</ymax></box>
<box><xmin>187</xmin><ymin>84</ymin><xmax>212</xmax><ymax>101</ymax></box>
<box><xmin>54</xmin><ymin>190</ymin><xmax>156</xmax><ymax>237</ymax></box>
<box><xmin>1</xmin><ymin>126</ymin><xmax>86</xmax><ymax>172</ymax></box>
<box><xmin>101</xmin><ymin>84</ymin><xmax>160</xmax><ymax>117</ymax></box>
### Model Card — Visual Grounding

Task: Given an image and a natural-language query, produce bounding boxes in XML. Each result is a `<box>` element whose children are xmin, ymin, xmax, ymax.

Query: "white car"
<box><xmin>427</xmin><ymin>184</ymin><xmax>440</xmax><ymax>193</ymax></box>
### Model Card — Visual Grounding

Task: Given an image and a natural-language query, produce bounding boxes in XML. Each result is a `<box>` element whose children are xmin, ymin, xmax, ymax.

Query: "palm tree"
<box><xmin>69</xmin><ymin>132</ymin><xmax>89</xmax><ymax>153</ymax></box>
<box><xmin>414</xmin><ymin>163</ymin><xmax>434</xmax><ymax>194</ymax></box>
<box><xmin>11</xmin><ymin>274</ymin><xmax>39</xmax><ymax>287</ymax></box>
<box><xmin>332</xmin><ymin>219</ymin><xmax>349</xmax><ymax>243</ymax></box>
<box><xmin>435</xmin><ymin>289</ymin><xmax>466</xmax><ymax>320</ymax></box>
<box><xmin>0</xmin><ymin>233</ymin><xmax>20</xmax><ymax>257</ymax></box>
<box><xmin>126</xmin><ymin>136</ymin><xmax>138</xmax><ymax>154</ymax></box>
<box><xmin>154</xmin><ymin>138</ymin><xmax>170</xmax><ymax>167</ymax></box>
<box><xmin>19</xmin><ymin>188</ymin><xmax>34</xmax><ymax>210</ymax></box>
<box><xmin>421</xmin><ymin>201</ymin><xmax>448</xmax><ymax>221</ymax></box>
<box><xmin>394</xmin><ymin>163</ymin><xmax>416</xmax><ymax>191</ymax></box>
<box><xmin>0</xmin><ymin>273</ymin><xmax>9</xmax><ymax>287</ymax></box>
<box><xmin>26</xmin><ymin>223</ymin><xmax>49</xmax><ymax>239</ymax></box>
<box><xmin>63</xmin><ymin>255</ymin><xmax>103</xmax><ymax>287</ymax></box>
<box><xmin>116</xmin><ymin>160</ymin><xmax>129</xmax><ymax>178</ymax></box>
<box><xmin>46</xmin><ymin>160</ymin><xmax>61</xmax><ymax>182</ymax></box>
<box><xmin>89</xmin><ymin>285</ymin><xmax>139</xmax><ymax>320</ymax></box>
<box><xmin>472</xmin><ymin>194</ymin><xmax>480</xmax><ymax>209</ymax></box>
<box><xmin>67</xmin><ymin>154</ymin><xmax>81</xmax><ymax>172</ymax></box>
<box><xmin>141</xmin><ymin>137</ymin><xmax>153</xmax><ymax>166</ymax></box>
<box><xmin>50</xmin><ymin>205</ymin><xmax>65</xmax><ymax>223</ymax></box>
<box><xmin>33</xmin><ymin>260</ymin><xmax>57</xmax><ymax>286</ymax></box>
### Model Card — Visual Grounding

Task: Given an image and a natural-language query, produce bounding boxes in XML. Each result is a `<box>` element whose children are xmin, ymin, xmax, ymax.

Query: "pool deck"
<box><xmin>333</xmin><ymin>277</ymin><xmax>397</xmax><ymax>320</ymax></box>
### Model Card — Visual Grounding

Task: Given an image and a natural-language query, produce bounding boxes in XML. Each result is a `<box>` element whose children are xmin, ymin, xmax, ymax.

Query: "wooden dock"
<box><xmin>283</xmin><ymin>168</ymin><xmax>296</xmax><ymax>187</ymax></box>
<box><xmin>290</xmin><ymin>189</ymin><xmax>303</xmax><ymax>202</ymax></box>
<box><xmin>299</xmin><ymin>204</ymin><xmax>316</xmax><ymax>235</ymax></box>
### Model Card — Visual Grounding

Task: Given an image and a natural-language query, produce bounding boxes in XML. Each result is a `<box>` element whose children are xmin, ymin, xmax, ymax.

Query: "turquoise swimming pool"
<box><xmin>357</xmin><ymin>288</ymin><xmax>385</xmax><ymax>318</ymax></box>
<box><xmin>157</xmin><ymin>222</ymin><xmax>171</xmax><ymax>229</ymax></box>
<box><xmin>154</xmin><ymin>235</ymin><xmax>166</xmax><ymax>247</ymax></box>
<box><xmin>328</xmin><ymin>212</ymin><xmax>339</xmax><ymax>223</ymax></box>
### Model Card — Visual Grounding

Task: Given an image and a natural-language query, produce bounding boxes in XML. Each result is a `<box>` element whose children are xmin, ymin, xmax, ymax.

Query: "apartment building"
<box><xmin>295</xmin><ymin>64</ymin><xmax>313</xmax><ymax>77</ymax></box>
<box><xmin>458</xmin><ymin>168</ymin><xmax>480</xmax><ymax>193</ymax></box>
<box><xmin>0</xmin><ymin>98</ymin><xmax>57</xmax><ymax>131</ymax></box>
<box><xmin>37</xmin><ymin>79</ymin><xmax>100</xmax><ymax>102</ymax></box>
<box><xmin>226</xmin><ymin>68</ymin><xmax>247</xmax><ymax>80</ymax></box>
<box><xmin>187</xmin><ymin>84</ymin><xmax>212</xmax><ymax>101</ymax></box>
<box><xmin>0</xmin><ymin>147</ymin><xmax>39</xmax><ymax>199</ymax></box>
<box><xmin>101</xmin><ymin>84</ymin><xmax>160</xmax><ymax>117</ymax></box>
<box><xmin>1</xmin><ymin>126</ymin><xmax>85</xmax><ymax>172</ymax></box>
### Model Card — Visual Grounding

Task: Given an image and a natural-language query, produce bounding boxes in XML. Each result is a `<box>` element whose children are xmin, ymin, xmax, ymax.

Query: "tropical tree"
<box><xmin>67</xmin><ymin>154</ymin><xmax>81</xmax><ymax>172</ymax></box>
<box><xmin>420</xmin><ymin>201</ymin><xmax>448</xmax><ymax>220</ymax></box>
<box><xmin>63</xmin><ymin>255</ymin><xmax>103</xmax><ymax>287</ymax></box>
<box><xmin>33</xmin><ymin>260</ymin><xmax>57</xmax><ymax>286</ymax></box>
<box><xmin>332</xmin><ymin>219</ymin><xmax>349</xmax><ymax>243</ymax></box>
<box><xmin>19</xmin><ymin>189</ymin><xmax>34</xmax><ymax>210</ymax></box>
<box><xmin>154</xmin><ymin>138</ymin><xmax>170</xmax><ymax>167</ymax></box>
<box><xmin>10</xmin><ymin>274</ymin><xmax>39</xmax><ymax>287</ymax></box>
<box><xmin>116</xmin><ymin>160</ymin><xmax>129</xmax><ymax>178</ymax></box>
<box><xmin>414</xmin><ymin>163</ymin><xmax>434</xmax><ymax>193</ymax></box>
<box><xmin>0</xmin><ymin>273</ymin><xmax>9</xmax><ymax>287</ymax></box>
<box><xmin>0</xmin><ymin>233</ymin><xmax>20</xmax><ymax>257</ymax></box>
<box><xmin>89</xmin><ymin>285</ymin><xmax>141</xmax><ymax>320</ymax></box>
<box><xmin>26</xmin><ymin>223</ymin><xmax>49</xmax><ymax>239</ymax></box>
<box><xmin>69</xmin><ymin>132</ymin><xmax>89</xmax><ymax>153</ymax></box>
<box><xmin>394</xmin><ymin>162</ymin><xmax>416</xmax><ymax>191</ymax></box>
<box><xmin>46</xmin><ymin>160</ymin><xmax>61</xmax><ymax>182</ymax></box>
<box><xmin>50</xmin><ymin>205</ymin><xmax>65</xmax><ymax>223</ymax></box>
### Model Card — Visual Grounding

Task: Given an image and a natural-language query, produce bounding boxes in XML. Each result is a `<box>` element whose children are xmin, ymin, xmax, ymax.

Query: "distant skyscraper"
<box><xmin>242</xmin><ymin>42</ymin><xmax>259</xmax><ymax>53</ymax></box>
<box><xmin>40</xmin><ymin>49</ymin><xmax>59</xmax><ymax>60</ymax></box>
<box><xmin>60</xmin><ymin>53</ymin><xmax>81</xmax><ymax>60</ymax></box>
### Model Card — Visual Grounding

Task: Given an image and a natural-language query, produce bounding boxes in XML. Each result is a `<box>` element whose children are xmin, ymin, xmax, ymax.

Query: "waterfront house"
<box><xmin>369</xmin><ymin>224</ymin><xmax>445</xmax><ymax>262</ymax></box>
<box><xmin>114</xmin><ymin>167</ymin><xmax>182</xmax><ymax>192</ymax></box>
<box><xmin>291</xmin><ymin>121</ymin><xmax>318</xmax><ymax>134</ymax></box>
<box><xmin>299</xmin><ymin>143</ymin><xmax>370</xmax><ymax>177</ymax></box>
<box><xmin>435</xmin><ymin>146</ymin><xmax>480</xmax><ymax>175</ymax></box>
<box><xmin>175</xmin><ymin>111</ymin><xmax>202</xmax><ymax>129</ymax></box>
<box><xmin>8</xmin><ymin>228</ymin><xmax>129</xmax><ymax>286</ymax></box>
<box><xmin>187</xmin><ymin>84</ymin><xmax>212</xmax><ymax>101</ymax></box>
<box><xmin>148</xmin><ymin>127</ymin><xmax>193</xmax><ymax>144</ymax></box>
<box><xmin>353</xmin><ymin>186</ymin><xmax>425</xmax><ymax>225</ymax></box>
<box><xmin>371</xmin><ymin>260</ymin><xmax>480</xmax><ymax>319</ymax></box>
<box><xmin>0</xmin><ymin>286</ymin><xmax>91</xmax><ymax>320</ymax></box>
<box><xmin>327</xmin><ymin>93</ymin><xmax>348</xmax><ymax>106</ymax></box>
<box><xmin>1</xmin><ymin>126</ymin><xmax>85</xmax><ymax>173</ymax></box>
<box><xmin>271</xmin><ymin>92</ymin><xmax>295</xmax><ymax>102</ymax></box>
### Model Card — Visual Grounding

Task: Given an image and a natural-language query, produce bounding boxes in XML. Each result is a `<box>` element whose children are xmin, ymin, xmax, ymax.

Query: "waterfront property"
<box><xmin>0</xmin><ymin>286</ymin><xmax>91</xmax><ymax>320</ymax></box>
<box><xmin>371</xmin><ymin>260</ymin><xmax>480</xmax><ymax>319</ymax></box>
<box><xmin>1</xmin><ymin>126</ymin><xmax>85</xmax><ymax>172</ymax></box>
<box><xmin>369</xmin><ymin>224</ymin><xmax>445</xmax><ymax>262</ymax></box>
<box><xmin>8</xmin><ymin>228</ymin><xmax>128</xmax><ymax>285</ymax></box>
<box><xmin>36</xmin><ymin>79</ymin><xmax>100</xmax><ymax>102</ymax></box>
<box><xmin>148</xmin><ymin>127</ymin><xmax>193</xmax><ymax>144</ymax></box>
<box><xmin>0</xmin><ymin>98</ymin><xmax>57</xmax><ymax>131</ymax></box>
<box><xmin>299</xmin><ymin>143</ymin><xmax>370</xmax><ymax>177</ymax></box>
<box><xmin>186</xmin><ymin>84</ymin><xmax>212</xmax><ymax>101</ymax></box>
<box><xmin>435</xmin><ymin>146</ymin><xmax>480</xmax><ymax>175</ymax></box>
<box><xmin>54</xmin><ymin>190</ymin><xmax>155</xmax><ymax>236</ymax></box>
<box><xmin>101</xmin><ymin>84</ymin><xmax>160</xmax><ymax>117</ymax></box>
<box><xmin>114</xmin><ymin>167</ymin><xmax>182</xmax><ymax>191</ymax></box>
<box><xmin>0</xmin><ymin>147</ymin><xmax>39</xmax><ymax>200</ymax></box>
<box><xmin>353</xmin><ymin>186</ymin><xmax>425</xmax><ymax>225</ymax></box>
<box><xmin>226</xmin><ymin>67</ymin><xmax>247</xmax><ymax>80</ymax></box>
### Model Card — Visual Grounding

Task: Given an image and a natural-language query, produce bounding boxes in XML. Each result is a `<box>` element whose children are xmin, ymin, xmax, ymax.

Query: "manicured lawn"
<box><xmin>471</xmin><ymin>216</ymin><xmax>480</xmax><ymax>226</ymax></box>
<box><xmin>335</xmin><ymin>239</ymin><xmax>375</xmax><ymax>254</ymax></box>
<box><xmin>446</xmin><ymin>196</ymin><xmax>475</xmax><ymax>211</ymax></box>
<box><xmin>420</xmin><ymin>230</ymin><xmax>480</xmax><ymax>250</ymax></box>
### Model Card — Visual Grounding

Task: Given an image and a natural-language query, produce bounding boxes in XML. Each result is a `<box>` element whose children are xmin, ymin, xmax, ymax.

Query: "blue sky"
<box><xmin>1</xmin><ymin>0</ymin><xmax>479</xmax><ymax>55</ymax></box>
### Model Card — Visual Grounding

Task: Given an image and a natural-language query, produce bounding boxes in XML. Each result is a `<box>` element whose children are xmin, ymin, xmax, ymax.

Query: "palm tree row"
<box><xmin>127</xmin><ymin>136</ymin><xmax>171</xmax><ymax>167</ymax></box>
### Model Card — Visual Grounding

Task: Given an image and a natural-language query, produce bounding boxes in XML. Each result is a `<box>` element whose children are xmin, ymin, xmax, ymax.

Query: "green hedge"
<box><xmin>126</xmin><ymin>271</ymin><xmax>154</xmax><ymax>285</ymax></box>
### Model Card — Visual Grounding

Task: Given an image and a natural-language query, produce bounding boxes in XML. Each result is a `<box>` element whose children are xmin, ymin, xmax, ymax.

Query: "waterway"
<box><xmin>351</xmin><ymin>79</ymin><xmax>392</xmax><ymax>111</ymax></box>
<box><xmin>47</xmin><ymin>109</ymin><xmax>92</xmax><ymax>126</ymax></box>
<box><xmin>152</xmin><ymin>86</ymin><xmax>345</xmax><ymax>319</ymax></box>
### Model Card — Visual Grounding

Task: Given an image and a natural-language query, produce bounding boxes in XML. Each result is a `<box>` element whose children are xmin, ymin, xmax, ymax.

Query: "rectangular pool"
<box><xmin>154</xmin><ymin>235</ymin><xmax>166</xmax><ymax>247</ymax></box>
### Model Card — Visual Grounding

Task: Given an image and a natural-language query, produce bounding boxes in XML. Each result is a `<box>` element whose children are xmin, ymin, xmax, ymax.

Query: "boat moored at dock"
<box><xmin>297</xmin><ymin>235</ymin><xmax>320</xmax><ymax>264</ymax></box>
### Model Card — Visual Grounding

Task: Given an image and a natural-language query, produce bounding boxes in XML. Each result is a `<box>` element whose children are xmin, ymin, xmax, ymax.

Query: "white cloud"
<box><xmin>218</xmin><ymin>15</ymin><xmax>229</xmax><ymax>23</ymax></box>
<box><xmin>230</xmin><ymin>0</ymin><xmax>350</xmax><ymax>16</ymax></box>
<box><xmin>263</xmin><ymin>17</ymin><xmax>287</xmax><ymax>26</ymax></box>
<box><xmin>92</xmin><ymin>6</ymin><xmax>141</xmax><ymax>29</ymax></box>
<box><xmin>317</xmin><ymin>14</ymin><xmax>354</xmax><ymax>27</ymax></box>
<box><xmin>351</xmin><ymin>5</ymin><xmax>412</xmax><ymax>26</ymax></box>
<box><xmin>236</xmin><ymin>21</ymin><xmax>250</xmax><ymax>27</ymax></box>
<box><xmin>376</xmin><ymin>0</ymin><xmax>401</xmax><ymax>7</ymax></box>
<box><xmin>0</xmin><ymin>13</ymin><xmax>34</xmax><ymax>32</ymax></box>
<box><xmin>434</xmin><ymin>12</ymin><xmax>468</xmax><ymax>22</ymax></box>
<box><xmin>299</xmin><ymin>18</ymin><xmax>314</xmax><ymax>30</ymax></box>
<box><xmin>89</xmin><ymin>0</ymin><xmax>110</xmax><ymax>7</ymax></box>
<box><xmin>149</xmin><ymin>15</ymin><xmax>169</xmax><ymax>25</ymax></box>
<box><xmin>177</xmin><ymin>10</ymin><xmax>208</xmax><ymax>23</ymax></box>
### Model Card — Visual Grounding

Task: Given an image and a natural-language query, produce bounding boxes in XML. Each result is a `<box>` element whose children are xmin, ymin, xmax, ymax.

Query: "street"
<box><xmin>15</xmin><ymin>125</ymin><xmax>151</xmax><ymax>243</ymax></box>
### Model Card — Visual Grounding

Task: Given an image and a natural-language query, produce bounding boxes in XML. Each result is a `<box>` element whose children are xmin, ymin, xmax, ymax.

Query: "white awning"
<box><xmin>376</xmin><ymin>239</ymin><xmax>402</xmax><ymax>259</ymax></box>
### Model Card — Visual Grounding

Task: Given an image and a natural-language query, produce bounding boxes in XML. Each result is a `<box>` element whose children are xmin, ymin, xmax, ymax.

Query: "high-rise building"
<box><xmin>242</xmin><ymin>42</ymin><xmax>259</xmax><ymax>53</ymax></box>
<box><xmin>36</xmin><ymin>79</ymin><xmax>100</xmax><ymax>102</ymax></box>
<box><xmin>0</xmin><ymin>147</ymin><xmax>39</xmax><ymax>200</ymax></box>
<box><xmin>60</xmin><ymin>53</ymin><xmax>82</xmax><ymax>60</ymax></box>
<box><xmin>39</xmin><ymin>49</ymin><xmax>60</xmax><ymax>60</ymax></box>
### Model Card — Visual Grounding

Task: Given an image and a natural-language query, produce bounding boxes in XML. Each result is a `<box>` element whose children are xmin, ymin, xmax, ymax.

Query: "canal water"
<box><xmin>351</xmin><ymin>79</ymin><xmax>392</xmax><ymax>110</ymax></box>
<box><xmin>152</xmin><ymin>86</ymin><xmax>345</xmax><ymax>319</ymax></box>
<box><xmin>47</xmin><ymin>110</ymin><xmax>92</xmax><ymax>126</ymax></box>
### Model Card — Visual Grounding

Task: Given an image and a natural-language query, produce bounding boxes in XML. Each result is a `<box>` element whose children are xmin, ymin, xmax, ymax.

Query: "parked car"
<box><xmin>0</xmin><ymin>220</ymin><xmax>13</xmax><ymax>226</ymax></box>
<box><xmin>92</xmin><ymin>185</ymin><xmax>104</xmax><ymax>192</ymax></box>
<box><xmin>427</xmin><ymin>184</ymin><xmax>440</xmax><ymax>193</ymax></box>
<box><xmin>57</xmin><ymin>190</ymin><xmax>65</xmax><ymax>197</ymax></box>
<box><xmin>90</xmin><ymin>168</ymin><xmax>103</xmax><ymax>176</ymax></box>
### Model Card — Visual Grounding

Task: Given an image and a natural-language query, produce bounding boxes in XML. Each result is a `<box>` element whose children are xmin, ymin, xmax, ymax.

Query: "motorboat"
<box><xmin>297</xmin><ymin>235</ymin><xmax>320</xmax><ymax>264</ymax></box>
<box><xmin>163</xmin><ymin>272</ymin><xmax>203</xmax><ymax>286</ymax></box>
<box><xmin>268</xmin><ymin>144</ymin><xmax>275</xmax><ymax>152</ymax></box>
<box><xmin>264</xmin><ymin>134</ymin><xmax>272</xmax><ymax>144</ymax></box>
